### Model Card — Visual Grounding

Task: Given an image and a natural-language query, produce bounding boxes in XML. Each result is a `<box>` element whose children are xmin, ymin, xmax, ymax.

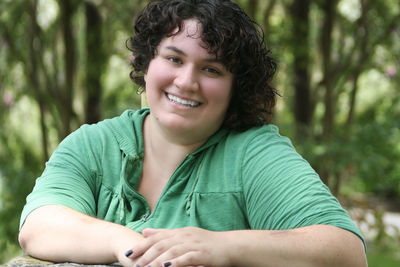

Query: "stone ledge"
<box><xmin>5</xmin><ymin>255</ymin><xmax>121</xmax><ymax>267</ymax></box>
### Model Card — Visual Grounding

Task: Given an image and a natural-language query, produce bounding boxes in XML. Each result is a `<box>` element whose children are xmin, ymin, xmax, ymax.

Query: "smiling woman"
<box><xmin>128</xmin><ymin>0</ymin><xmax>278</xmax><ymax>133</ymax></box>
<box><xmin>18</xmin><ymin>1</ymin><xmax>367</xmax><ymax>267</ymax></box>
<box><xmin>144</xmin><ymin>19</ymin><xmax>233</xmax><ymax>146</ymax></box>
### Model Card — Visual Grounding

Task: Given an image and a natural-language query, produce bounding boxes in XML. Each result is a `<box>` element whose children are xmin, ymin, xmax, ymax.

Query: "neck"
<box><xmin>143</xmin><ymin>115</ymin><xmax>206</xmax><ymax>168</ymax></box>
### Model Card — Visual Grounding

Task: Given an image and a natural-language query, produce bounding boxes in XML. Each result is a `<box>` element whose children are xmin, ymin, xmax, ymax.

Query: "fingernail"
<box><xmin>125</xmin><ymin>249</ymin><xmax>133</xmax><ymax>257</ymax></box>
<box><xmin>135</xmin><ymin>265</ymin><xmax>140</xmax><ymax>267</ymax></box>
<box><xmin>164</xmin><ymin>262</ymin><xmax>172</xmax><ymax>267</ymax></box>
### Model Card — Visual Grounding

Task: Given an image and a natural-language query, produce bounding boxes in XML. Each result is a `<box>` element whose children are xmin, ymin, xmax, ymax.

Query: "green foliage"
<box><xmin>0</xmin><ymin>0</ymin><xmax>141</xmax><ymax>262</ymax></box>
<box><xmin>353</xmin><ymin>98</ymin><xmax>400</xmax><ymax>198</ymax></box>
<box><xmin>0</xmin><ymin>0</ymin><xmax>399</xmax><ymax>263</ymax></box>
<box><xmin>0</xmin><ymin>125</ymin><xmax>42</xmax><ymax>263</ymax></box>
<box><xmin>367</xmin><ymin>244</ymin><xmax>400</xmax><ymax>267</ymax></box>
<box><xmin>293</xmin><ymin>94</ymin><xmax>400</xmax><ymax>198</ymax></box>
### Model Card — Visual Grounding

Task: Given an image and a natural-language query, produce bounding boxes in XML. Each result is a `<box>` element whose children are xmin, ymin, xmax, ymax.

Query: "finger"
<box><xmin>118</xmin><ymin>253</ymin><xmax>136</xmax><ymax>267</ymax></box>
<box><xmin>162</xmin><ymin>251</ymin><xmax>204</xmax><ymax>267</ymax></box>
<box><xmin>135</xmin><ymin>240</ymin><xmax>194</xmax><ymax>267</ymax></box>
<box><xmin>142</xmin><ymin>228</ymin><xmax>165</xmax><ymax>237</ymax></box>
<box><xmin>126</xmin><ymin>229</ymin><xmax>173</xmax><ymax>259</ymax></box>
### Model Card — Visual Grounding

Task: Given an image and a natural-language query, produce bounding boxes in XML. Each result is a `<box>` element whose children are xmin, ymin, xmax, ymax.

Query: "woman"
<box><xmin>19</xmin><ymin>0</ymin><xmax>367</xmax><ymax>266</ymax></box>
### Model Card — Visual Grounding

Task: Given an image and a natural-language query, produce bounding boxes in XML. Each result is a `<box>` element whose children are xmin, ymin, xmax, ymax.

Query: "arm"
<box><xmin>127</xmin><ymin>225</ymin><xmax>367</xmax><ymax>267</ymax></box>
<box><xmin>19</xmin><ymin>205</ymin><xmax>143</xmax><ymax>266</ymax></box>
<box><xmin>224</xmin><ymin>225</ymin><xmax>366</xmax><ymax>267</ymax></box>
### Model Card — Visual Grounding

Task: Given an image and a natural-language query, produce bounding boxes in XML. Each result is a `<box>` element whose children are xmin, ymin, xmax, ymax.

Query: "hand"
<box><xmin>126</xmin><ymin>227</ymin><xmax>232</xmax><ymax>267</ymax></box>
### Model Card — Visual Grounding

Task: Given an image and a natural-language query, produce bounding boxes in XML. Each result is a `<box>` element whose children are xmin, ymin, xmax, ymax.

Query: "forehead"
<box><xmin>161</xmin><ymin>20</ymin><xmax>204</xmax><ymax>47</ymax></box>
<box><xmin>158</xmin><ymin>19</ymin><xmax>220</xmax><ymax>58</ymax></box>
<box><xmin>170</xmin><ymin>19</ymin><xmax>203</xmax><ymax>39</ymax></box>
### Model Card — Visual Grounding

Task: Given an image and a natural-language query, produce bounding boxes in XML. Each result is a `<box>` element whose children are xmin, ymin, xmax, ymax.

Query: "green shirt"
<box><xmin>20</xmin><ymin>108</ymin><xmax>364</xmax><ymax>244</ymax></box>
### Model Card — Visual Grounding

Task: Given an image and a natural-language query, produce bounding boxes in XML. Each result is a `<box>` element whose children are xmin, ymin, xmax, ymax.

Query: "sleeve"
<box><xmin>19</xmin><ymin>126</ymin><xmax>99</xmax><ymax>230</ymax></box>
<box><xmin>241</xmin><ymin>130</ymin><xmax>365</xmax><ymax>244</ymax></box>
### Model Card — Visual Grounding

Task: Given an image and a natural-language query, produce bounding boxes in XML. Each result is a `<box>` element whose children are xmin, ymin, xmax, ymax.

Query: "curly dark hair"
<box><xmin>127</xmin><ymin>0</ymin><xmax>278</xmax><ymax>132</ymax></box>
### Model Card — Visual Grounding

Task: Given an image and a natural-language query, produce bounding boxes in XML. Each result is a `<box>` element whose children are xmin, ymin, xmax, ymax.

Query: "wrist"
<box><xmin>217</xmin><ymin>231</ymin><xmax>245</xmax><ymax>267</ymax></box>
<box><xmin>108</xmin><ymin>224</ymin><xmax>144</xmax><ymax>261</ymax></box>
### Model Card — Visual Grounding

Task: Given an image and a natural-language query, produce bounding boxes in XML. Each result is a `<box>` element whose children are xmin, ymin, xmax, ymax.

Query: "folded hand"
<box><xmin>125</xmin><ymin>227</ymin><xmax>232</xmax><ymax>267</ymax></box>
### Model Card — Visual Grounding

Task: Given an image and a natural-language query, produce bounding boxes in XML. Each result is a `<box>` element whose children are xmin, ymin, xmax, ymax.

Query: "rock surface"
<box><xmin>4</xmin><ymin>255</ymin><xmax>121</xmax><ymax>267</ymax></box>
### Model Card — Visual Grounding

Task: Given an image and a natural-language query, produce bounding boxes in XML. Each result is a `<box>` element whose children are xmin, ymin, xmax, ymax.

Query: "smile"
<box><xmin>166</xmin><ymin>93</ymin><xmax>201</xmax><ymax>107</ymax></box>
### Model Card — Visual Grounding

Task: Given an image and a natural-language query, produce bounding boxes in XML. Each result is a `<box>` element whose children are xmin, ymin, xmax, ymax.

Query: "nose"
<box><xmin>174</xmin><ymin>65</ymin><xmax>199</xmax><ymax>91</ymax></box>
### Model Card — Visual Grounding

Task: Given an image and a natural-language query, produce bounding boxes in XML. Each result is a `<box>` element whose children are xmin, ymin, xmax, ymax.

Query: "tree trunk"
<box><xmin>346</xmin><ymin>72</ymin><xmax>360</xmax><ymax>130</ymax></box>
<box><xmin>346</xmin><ymin>0</ymin><xmax>369</xmax><ymax>134</ymax></box>
<box><xmin>28</xmin><ymin>0</ymin><xmax>49</xmax><ymax>163</ymax></box>
<box><xmin>262</xmin><ymin>0</ymin><xmax>276</xmax><ymax>34</ymax></box>
<box><xmin>248</xmin><ymin>0</ymin><xmax>258</xmax><ymax>20</ymax></box>
<box><xmin>59</xmin><ymin>0</ymin><xmax>76</xmax><ymax>139</ymax></box>
<box><xmin>317</xmin><ymin>0</ymin><xmax>339</xmax><ymax>186</ymax></box>
<box><xmin>320</xmin><ymin>0</ymin><xmax>338</xmax><ymax>140</ymax></box>
<box><xmin>85</xmin><ymin>2</ymin><xmax>105</xmax><ymax>124</ymax></box>
<box><xmin>290</xmin><ymin>0</ymin><xmax>312</xmax><ymax>140</ymax></box>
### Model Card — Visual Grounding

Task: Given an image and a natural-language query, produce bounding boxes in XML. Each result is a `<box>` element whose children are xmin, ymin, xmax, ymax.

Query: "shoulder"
<box><xmin>53</xmin><ymin>109</ymin><xmax>148</xmax><ymax>161</ymax></box>
<box><xmin>204</xmin><ymin>125</ymin><xmax>303</xmax><ymax>189</ymax></box>
<box><xmin>226</xmin><ymin>124</ymin><xmax>292</xmax><ymax>145</ymax></box>
<box><xmin>221</xmin><ymin>124</ymin><xmax>316</xmax><ymax>192</ymax></box>
<box><xmin>70</xmin><ymin>109</ymin><xmax>148</xmax><ymax>143</ymax></box>
<box><xmin>78</xmin><ymin>109</ymin><xmax>147</xmax><ymax>136</ymax></box>
<box><xmin>222</xmin><ymin>124</ymin><xmax>297</xmax><ymax>159</ymax></box>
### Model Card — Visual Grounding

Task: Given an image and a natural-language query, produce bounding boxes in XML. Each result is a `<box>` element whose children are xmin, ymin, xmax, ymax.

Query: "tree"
<box><xmin>85</xmin><ymin>1</ymin><xmax>106</xmax><ymax>124</ymax></box>
<box><xmin>290</xmin><ymin>0</ymin><xmax>313</xmax><ymax>139</ymax></box>
<box><xmin>0</xmin><ymin>0</ymin><xmax>399</xmax><ymax>262</ymax></box>
<box><xmin>0</xmin><ymin>0</ymin><xmax>143</xmax><ymax>261</ymax></box>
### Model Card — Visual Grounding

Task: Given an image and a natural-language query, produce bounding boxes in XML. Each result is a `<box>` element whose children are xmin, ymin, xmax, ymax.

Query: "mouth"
<box><xmin>166</xmin><ymin>93</ymin><xmax>201</xmax><ymax>107</ymax></box>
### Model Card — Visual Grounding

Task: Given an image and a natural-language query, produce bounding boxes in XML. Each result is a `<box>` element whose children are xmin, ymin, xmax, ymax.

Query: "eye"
<box><xmin>167</xmin><ymin>56</ymin><xmax>182</xmax><ymax>64</ymax></box>
<box><xmin>203</xmin><ymin>67</ymin><xmax>221</xmax><ymax>75</ymax></box>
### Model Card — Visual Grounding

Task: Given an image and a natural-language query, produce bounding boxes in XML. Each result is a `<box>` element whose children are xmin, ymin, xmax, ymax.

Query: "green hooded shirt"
<box><xmin>20</xmin><ymin>108</ymin><xmax>364</xmax><ymax>246</ymax></box>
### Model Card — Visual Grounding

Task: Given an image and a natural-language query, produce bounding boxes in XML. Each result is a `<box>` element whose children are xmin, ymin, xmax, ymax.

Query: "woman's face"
<box><xmin>145</xmin><ymin>19</ymin><xmax>233</xmax><ymax>143</ymax></box>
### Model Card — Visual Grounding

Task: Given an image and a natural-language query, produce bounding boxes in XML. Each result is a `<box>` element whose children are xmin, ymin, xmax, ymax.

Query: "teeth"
<box><xmin>167</xmin><ymin>93</ymin><xmax>200</xmax><ymax>107</ymax></box>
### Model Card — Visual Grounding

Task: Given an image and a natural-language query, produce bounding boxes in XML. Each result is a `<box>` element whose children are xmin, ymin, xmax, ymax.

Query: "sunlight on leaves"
<box><xmin>37</xmin><ymin>0</ymin><xmax>59</xmax><ymax>30</ymax></box>
<box><xmin>338</xmin><ymin>0</ymin><xmax>361</xmax><ymax>21</ymax></box>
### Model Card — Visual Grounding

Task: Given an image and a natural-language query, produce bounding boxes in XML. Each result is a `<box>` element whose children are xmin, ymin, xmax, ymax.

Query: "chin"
<box><xmin>156</xmin><ymin>114</ymin><xmax>191</xmax><ymax>130</ymax></box>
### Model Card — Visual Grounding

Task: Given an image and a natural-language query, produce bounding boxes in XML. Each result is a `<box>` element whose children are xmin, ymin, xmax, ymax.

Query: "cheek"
<box><xmin>146</xmin><ymin>62</ymin><xmax>173</xmax><ymax>88</ymax></box>
<box><xmin>206</xmin><ymin>80</ymin><xmax>233</xmax><ymax>104</ymax></box>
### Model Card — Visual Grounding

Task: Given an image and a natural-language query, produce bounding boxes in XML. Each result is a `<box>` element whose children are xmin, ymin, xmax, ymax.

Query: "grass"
<box><xmin>0</xmin><ymin>241</ymin><xmax>22</xmax><ymax>264</ymax></box>
<box><xmin>367</xmin><ymin>246</ymin><xmax>400</xmax><ymax>267</ymax></box>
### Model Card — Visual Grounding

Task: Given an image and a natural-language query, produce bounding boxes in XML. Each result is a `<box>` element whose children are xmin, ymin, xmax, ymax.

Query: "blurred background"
<box><xmin>0</xmin><ymin>0</ymin><xmax>399</xmax><ymax>265</ymax></box>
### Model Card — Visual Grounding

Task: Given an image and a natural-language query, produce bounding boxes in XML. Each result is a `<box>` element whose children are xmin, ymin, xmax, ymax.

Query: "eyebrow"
<box><xmin>165</xmin><ymin>45</ymin><xmax>222</xmax><ymax>64</ymax></box>
<box><xmin>166</xmin><ymin>45</ymin><xmax>186</xmax><ymax>56</ymax></box>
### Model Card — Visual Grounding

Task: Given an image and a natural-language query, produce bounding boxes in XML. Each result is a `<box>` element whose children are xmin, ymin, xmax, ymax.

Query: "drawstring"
<box><xmin>185</xmin><ymin>153</ymin><xmax>206</xmax><ymax>215</ymax></box>
<box><xmin>119</xmin><ymin>153</ymin><xmax>129</xmax><ymax>224</ymax></box>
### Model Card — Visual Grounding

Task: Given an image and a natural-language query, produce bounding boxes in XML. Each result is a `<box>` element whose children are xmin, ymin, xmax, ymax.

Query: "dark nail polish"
<box><xmin>125</xmin><ymin>249</ymin><xmax>133</xmax><ymax>257</ymax></box>
<box><xmin>135</xmin><ymin>264</ymin><xmax>140</xmax><ymax>267</ymax></box>
<box><xmin>164</xmin><ymin>262</ymin><xmax>172</xmax><ymax>267</ymax></box>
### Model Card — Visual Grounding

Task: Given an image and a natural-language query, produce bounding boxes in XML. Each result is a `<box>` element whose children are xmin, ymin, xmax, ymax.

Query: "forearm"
<box><xmin>19</xmin><ymin>205</ymin><xmax>143</xmax><ymax>264</ymax></box>
<box><xmin>224</xmin><ymin>225</ymin><xmax>367</xmax><ymax>267</ymax></box>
